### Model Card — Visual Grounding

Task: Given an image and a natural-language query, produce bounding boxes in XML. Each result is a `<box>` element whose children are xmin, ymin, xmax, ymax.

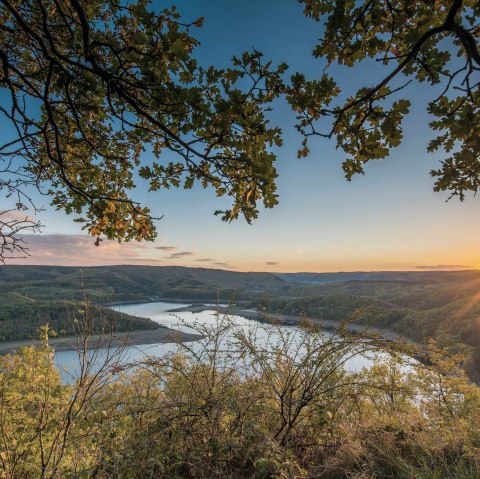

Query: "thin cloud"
<box><xmin>265</xmin><ymin>261</ymin><xmax>279</xmax><ymax>265</ymax></box>
<box><xmin>155</xmin><ymin>246</ymin><xmax>177</xmax><ymax>251</ymax></box>
<box><xmin>194</xmin><ymin>258</ymin><xmax>234</xmax><ymax>269</ymax></box>
<box><xmin>290</xmin><ymin>248</ymin><xmax>303</xmax><ymax>256</ymax></box>
<box><xmin>168</xmin><ymin>251</ymin><xmax>195</xmax><ymax>259</ymax></box>
<box><xmin>1</xmin><ymin>210</ymin><xmax>40</xmax><ymax>230</ymax></box>
<box><xmin>12</xmin><ymin>233</ymin><xmax>163</xmax><ymax>266</ymax></box>
<box><xmin>415</xmin><ymin>264</ymin><xmax>472</xmax><ymax>271</ymax></box>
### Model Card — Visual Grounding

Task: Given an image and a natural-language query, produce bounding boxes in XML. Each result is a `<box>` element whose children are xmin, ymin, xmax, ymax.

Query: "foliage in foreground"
<box><xmin>1</xmin><ymin>314</ymin><xmax>480</xmax><ymax>479</ymax></box>
<box><xmin>255</xmin><ymin>279</ymin><xmax>480</xmax><ymax>383</ymax></box>
<box><xmin>1</xmin><ymin>1</ymin><xmax>479</xmax><ymax>263</ymax></box>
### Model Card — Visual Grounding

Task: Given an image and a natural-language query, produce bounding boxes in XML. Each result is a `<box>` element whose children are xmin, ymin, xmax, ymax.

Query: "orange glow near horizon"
<box><xmin>12</xmin><ymin>240</ymin><xmax>479</xmax><ymax>274</ymax></box>
<box><xmin>9</xmin><ymin>230</ymin><xmax>480</xmax><ymax>273</ymax></box>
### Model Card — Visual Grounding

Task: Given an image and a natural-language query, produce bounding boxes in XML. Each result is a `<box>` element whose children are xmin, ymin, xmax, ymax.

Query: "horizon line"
<box><xmin>0</xmin><ymin>264</ymin><xmax>476</xmax><ymax>274</ymax></box>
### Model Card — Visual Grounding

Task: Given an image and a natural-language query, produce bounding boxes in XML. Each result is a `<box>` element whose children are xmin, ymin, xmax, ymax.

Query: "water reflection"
<box><xmin>54</xmin><ymin>301</ymin><xmax>381</xmax><ymax>380</ymax></box>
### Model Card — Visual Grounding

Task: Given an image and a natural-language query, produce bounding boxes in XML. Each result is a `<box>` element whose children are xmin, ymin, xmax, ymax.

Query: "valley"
<box><xmin>2</xmin><ymin>265</ymin><xmax>480</xmax><ymax>380</ymax></box>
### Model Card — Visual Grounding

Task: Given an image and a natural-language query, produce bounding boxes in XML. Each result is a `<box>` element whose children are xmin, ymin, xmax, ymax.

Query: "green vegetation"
<box><xmin>1</xmin><ymin>1</ymin><xmax>479</xmax><ymax>262</ymax></box>
<box><xmin>0</xmin><ymin>0</ymin><xmax>285</xmax><ymax>259</ymax></box>
<box><xmin>0</xmin><ymin>290</ymin><xmax>158</xmax><ymax>342</ymax></box>
<box><xmin>0</xmin><ymin>265</ymin><xmax>286</xmax><ymax>343</ymax></box>
<box><xmin>1</xmin><ymin>1</ymin><xmax>479</xmax><ymax>474</ymax></box>
<box><xmin>0</xmin><ymin>265</ymin><xmax>287</xmax><ymax>303</ymax></box>
<box><xmin>3</xmin><ymin>265</ymin><xmax>480</xmax><ymax>382</ymax></box>
<box><xmin>289</xmin><ymin>0</ymin><xmax>480</xmax><ymax>202</ymax></box>
<box><xmin>1</xmin><ymin>315</ymin><xmax>479</xmax><ymax>479</ymax></box>
<box><xmin>258</xmin><ymin>270</ymin><xmax>480</xmax><ymax>382</ymax></box>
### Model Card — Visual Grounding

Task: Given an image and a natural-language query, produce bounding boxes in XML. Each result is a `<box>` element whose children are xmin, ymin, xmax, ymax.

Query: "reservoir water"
<box><xmin>54</xmin><ymin>301</ymin><xmax>380</xmax><ymax>378</ymax></box>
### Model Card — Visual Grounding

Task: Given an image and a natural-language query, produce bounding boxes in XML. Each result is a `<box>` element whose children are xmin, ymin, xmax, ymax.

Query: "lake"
<box><xmin>54</xmin><ymin>301</ymin><xmax>380</xmax><ymax>378</ymax></box>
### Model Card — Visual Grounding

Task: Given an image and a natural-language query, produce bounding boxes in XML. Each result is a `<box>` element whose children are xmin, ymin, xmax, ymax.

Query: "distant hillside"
<box><xmin>277</xmin><ymin>270</ymin><xmax>477</xmax><ymax>286</ymax></box>
<box><xmin>0</xmin><ymin>265</ymin><xmax>288</xmax><ymax>302</ymax></box>
<box><xmin>3</xmin><ymin>265</ymin><xmax>480</xmax><ymax>381</ymax></box>
<box><xmin>257</xmin><ymin>276</ymin><xmax>480</xmax><ymax>382</ymax></box>
<box><xmin>278</xmin><ymin>270</ymin><xmax>480</xmax><ymax>301</ymax></box>
<box><xmin>0</xmin><ymin>265</ymin><xmax>289</xmax><ymax>343</ymax></box>
<box><xmin>0</xmin><ymin>291</ymin><xmax>158</xmax><ymax>342</ymax></box>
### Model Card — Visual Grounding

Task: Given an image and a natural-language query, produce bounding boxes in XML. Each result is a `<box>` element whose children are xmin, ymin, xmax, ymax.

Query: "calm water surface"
<box><xmin>54</xmin><ymin>301</ymin><xmax>377</xmax><ymax>378</ymax></box>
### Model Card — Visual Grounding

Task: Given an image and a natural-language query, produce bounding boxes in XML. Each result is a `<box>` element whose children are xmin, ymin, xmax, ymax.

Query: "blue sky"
<box><xmin>6</xmin><ymin>0</ymin><xmax>480</xmax><ymax>271</ymax></box>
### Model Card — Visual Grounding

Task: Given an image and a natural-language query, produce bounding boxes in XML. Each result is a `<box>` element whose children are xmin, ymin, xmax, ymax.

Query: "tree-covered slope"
<box><xmin>0</xmin><ymin>265</ymin><xmax>288</xmax><ymax>302</ymax></box>
<box><xmin>0</xmin><ymin>291</ymin><xmax>158</xmax><ymax>342</ymax></box>
<box><xmin>0</xmin><ymin>265</ymin><xmax>289</xmax><ymax>342</ymax></box>
<box><xmin>258</xmin><ymin>282</ymin><xmax>480</xmax><ymax>382</ymax></box>
<box><xmin>4</xmin><ymin>265</ymin><xmax>480</xmax><ymax>380</ymax></box>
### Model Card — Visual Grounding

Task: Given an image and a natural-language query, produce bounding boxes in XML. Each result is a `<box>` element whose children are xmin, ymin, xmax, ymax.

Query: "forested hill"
<box><xmin>0</xmin><ymin>265</ymin><xmax>288</xmax><ymax>302</ymax></box>
<box><xmin>0</xmin><ymin>293</ymin><xmax>159</xmax><ymax>342</ymax></box>
<box><xmin>5</xmin><ymin>266</ymin><xmax>479</xmax><ymax>302</ymax></box>
<box><xmin>266</xmin><ymin>270</ymin><xmax>480</xmax><ymax>382</ymax></box>
<box><xmin>3</xmin><ymin>265</ymin><xmax>480</xmax><ymax>380</ymax></box>
<box><xmin>278</xmin><ymin>270</ymin><xmax>480</xmax><ymax>289</ymax></box>
<box><xmin>0</xmin><ymin>266</ymin><xmax>289</xmax><ymax>343</ymax></box>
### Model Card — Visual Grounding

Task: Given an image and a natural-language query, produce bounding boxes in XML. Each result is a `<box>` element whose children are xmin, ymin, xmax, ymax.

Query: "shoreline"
<box><xmin>103</xmin><ymin>298</ymin><xmax>185</xmax><ymax>307</ymax></box>
<box><xmin>0</xmin><ymin>326</ymin><xmax>202</xmax><ymax>355</ymax></box>
<box><xmin>168</xmin><ymin>303</ymin><xmax>416</xmax><ymax>344</ymax></box>
<box><xmin>103</xmin><ymin>297</ymin><xmax>238</xmax><ymax>307</ymax></box>
<box><xmin>0</xmin><ymin>299</ymin><xmax>416</xmax><ymax>355</ymax></box>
